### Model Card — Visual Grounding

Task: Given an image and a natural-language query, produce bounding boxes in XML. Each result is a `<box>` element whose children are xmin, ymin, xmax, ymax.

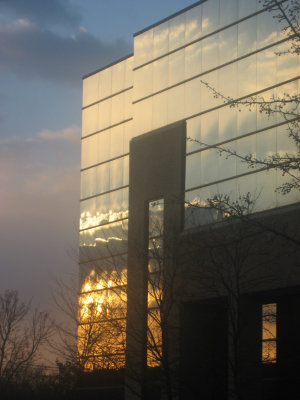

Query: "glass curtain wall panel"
<box><xmin>147</xmin><ymin>199</ymin><xmax>164</xmax><ymax>367</ymax></box>
<box><xmin>79</xmin><ymin>56</ymin><xmax>133</xmax><ymax>370</ymax></box>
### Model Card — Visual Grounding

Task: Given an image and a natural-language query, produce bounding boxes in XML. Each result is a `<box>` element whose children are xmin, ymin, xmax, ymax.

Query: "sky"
<box><xmin>0</xmin><ymin>0</ymin><xmax>197</xmax><ymax>311</ymax></box>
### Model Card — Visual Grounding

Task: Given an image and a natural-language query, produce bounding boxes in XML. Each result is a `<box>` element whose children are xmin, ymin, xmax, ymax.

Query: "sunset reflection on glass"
<box><xmin>262</xmin><ymin>303</ymin><xmax>277</xmax><ymax>364</ymax></box>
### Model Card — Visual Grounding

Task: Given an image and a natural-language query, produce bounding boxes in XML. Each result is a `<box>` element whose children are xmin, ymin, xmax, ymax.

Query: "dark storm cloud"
<box><xmin>0</xmin><ymin>22</ymin><xmax>132</xmax><ymax>86</ymax></box>
<box><xmin>0</xmin><ymin>0</ymin><xmax>80</xmax><ymax>28</ymax></box>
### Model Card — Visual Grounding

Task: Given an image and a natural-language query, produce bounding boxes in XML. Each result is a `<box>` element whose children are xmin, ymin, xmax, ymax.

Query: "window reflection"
<box><xmin>147</xmin><ymin>199</ymin><xmax>164</xmax><ymax>367</ymax></box>
<box><xmin>80</xmin><ymin>220</ymin><xmax>128</xmax><ymax>253</ymax></box>
<box><xmin>80</xmin><ymin>188</ymin><xmax>129</xmax><ymax>230</ymax></box>
<box><xmin>185</xmin><ymin>5</ymin><xmax>202</xmax><ymax>43</ymax></box>
<box><xmin>262</xmin><ymin>303</ymin><xmax>277</xmax><ymax>364</ymax></box>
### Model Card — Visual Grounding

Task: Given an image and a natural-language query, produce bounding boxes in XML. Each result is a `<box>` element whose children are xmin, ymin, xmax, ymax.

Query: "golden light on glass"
<box><xmin>262</xmin><ymin>303</ymin><xmax>277</xmax><ymax>364</ymax></box>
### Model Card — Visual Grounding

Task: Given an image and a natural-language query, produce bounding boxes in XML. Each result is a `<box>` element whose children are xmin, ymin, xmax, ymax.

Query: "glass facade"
<box><xmin>79</xmin><ymin>56</ymin><xmax>133</xmax><ymax>369</ymax></box>
<box><xmin>79</xmin><ymin>0</ymin><xmax>299</xmax><ymax>369</ymax></box>
<box><xmin>131</xmin><ymin>0</ymin><xmax>299</xmax><ymax>228</ymax></box>
<box><xmin>147</xmin><ymin>199</ymin><xmax>164</xmax><ymax>367</ymax></box>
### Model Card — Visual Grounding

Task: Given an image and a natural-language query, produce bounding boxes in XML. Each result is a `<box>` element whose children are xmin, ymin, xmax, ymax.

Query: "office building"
<box><xmin>79</xmin><ymin>0</ymin><xmax>300</xmax><ymax>398</ymax></box>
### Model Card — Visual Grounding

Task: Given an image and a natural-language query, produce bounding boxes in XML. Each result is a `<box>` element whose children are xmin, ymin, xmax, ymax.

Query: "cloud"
<box><xmin>0</xmin><ymin>0</ymin><xmax>81</xmax><ymax>28</ymax></box>
<box><xmin>0</xmin><ymin>20</ymin><xmax>132</xmax><ymax>86</ymax></box>
<box><xmin>0</xmin><ymin>124</ymin><xmax>81</xmax><ymax>145</ymax></box>
<box><xmin>0</xmin><ymin>125</ymin><xmax>80</xmax><ymax>308</ymax></box>
<box><xmin>37</xmin><ymin>125</ymin><xmax>81</xmax><ymax>143</ymax></box>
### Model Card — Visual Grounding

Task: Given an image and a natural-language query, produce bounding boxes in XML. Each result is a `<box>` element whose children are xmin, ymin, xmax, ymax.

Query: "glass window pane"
<box><xmin>99</xmin><ymin>67</ymin><xmax>112</xmax><ymax>99</ymax></box>
<box><xmin>256</xmin><ymin>88</ymin><xmax>277</xmax><ymax>130</ymax></box>
<box><xmin>276</xmin><ymin>40</ymin><xmax>298</xmax><ymax>84</ymax></box>
<box><xmin>80</xmin><ymin>220</ymin><xmax>128</xmax><ymax>254</ymax></box>
<box><xmin>201</xmin><ymin>148</ymin><xmax>219</xmax><ymax>185</ymax></box>
<box><xmin>256</xmin><ymin>128</ymin><xmax>276</xmax><ymax>161</ymax></box>
<box><xmin>218</xmin><ymin>106</ymin><xmax>237</xmax><ymax>142</ymax></box>
<box><xmin>220</xmin><ymin>0</ymin><xmax>237</xmax><ymax>27</ymax></box>
<box><xmin>111</xmin><ymin>61</ymin><xmax>125</xmax><ymax>94</ymax></box>
<box><xmin>96</xmin><ymin>162</ymin><xmax>110</xmax><ymax>194</ymax></box>
<box><xmin>169</xmin><ymin>49</ymin><xmax>185</xmax><ymax>86</ymax></box>
<box><xmin>149</xmin><ymin>199</ymin><xmax>164</xmax><ymax>238</ymax></box>
<box><xmin>237</xmin><ymin>104</ymin><xmax>257</xmax><ymax>136</ymax></box>
<box><xmin>98</xmin><ymin>98</ymin><xmax>111</xmax><ymax>131</ymax></box>
<box><xmin>153</xmin><ymin>22</ymin><xmax>169</xmax><ymax>58</ymax></box>
<box><xmin>184</xmin><ymin>184</ymin><xmax>220</xmax><ymax>228</ymax></box>
<box><xmin>238</xmin><ymin>54</ymin><xmax>257</xmax><ymax>98</ymax></box>
<box><xmin>83</xmin><ymin>73</ymin><xmax>99</xmax><ymax>107</ymax></box>
<box><xmin>80</xmin><ymin>198</ymin><xmax>97</xmax><ymax>230</ymax></box>
<box><xmin>185</xmin><ymin>41</ymin><xmax>202</xmax><ymax>80</ymax></box>
<box><xmin>262</xmin><ymin>341</ymin><xmax>277</xmax><ymax>364</ymax></box>
<box><xmin>185</xmin><ymin>4</ymin><xmax>202</xmax><ymax>43</ymax></box>
<box><xmin>82</xmin><ymin>104</ymin><xmax>99</xmax><ymax>137</ymax></box>
<box><xmin>236</xmin><ymin>134</ymin><xmax>256</xmax><ymax>175</ymax></box>
<box><xmin>200</xmin><ymin>71</ymin><xmax>220</xmax><ymax>111</ymax></box>
<box><xmin>202</xmin><ymin>35</ymin><xmax>219</xmax><ymax>72</ymax></box>
<box><xmin>262</xmin><ymin>303</ymin><xmax>277</xmax><ymax>340</ymax></box>
<box><xmin>81</xmin><ymin>168</ymin><xmax>97</xmax><ymax>199</ymax></box>
<box><xmin>110</xmin><ymin>124</ymin><xmax>124</xmax><ymax>160</ymax></box>
<box><xmin>153</xmin><ymin>57</ymin><xmax>168</xmax><ymax>93</ymax></box>
<box><xmin>238</xmin><ymin>0</ymin><xmax>256</xmax><ymax>19</ymax></box>
<box><xmin>186</xmin><ymin>115</ymin><xmax>202</xmax><ymax>153</ymax></box>
<box><xmin>237</xmin><ymin>173</ymin><xmax>257</xmax><ymax>201</ymax></box>
<box><xmin>110</xmin><ymin>157</ymin><xmax>124</xmax><ymax>190</ymax></box>
<box><xmin>216</xmin><ymin>179</ymin><xmax>237</xmax><ymax>203</ymax></box>
<box><xmin>218</xmin><ymin>143</ymin><xmax>236</xmax><ymax>181</ymax></box>
<box><xmin>169</xmin><ymin>13</ymin><xmax>185</xmax><ymax>51</ymax></box>
<box><xmin>257</xmin><ymin>9</ymin><xmax>278</xmax><ymax>49</ymax></box>
<box><xmin>202</xmin><ymin>0</ymin><xmax>219</xmax><ymax>35</ymax></box>
<box><xmin>96</xmin><ymin>192</ymin><xmax>110</xmax><ymax>225</ymax></box>
<box><xmin>219</xmin><ymin>26</ymin><xmax>237</xmax><ymax>65</ymax></box>
<box><xmin>256</xmin><ymin>169</ymin><xmax>277</xmax><ymax>211</ymax></box>
<box><xmin>80</xmin><ymin>255</ymin><xmax>127</xmax><ymax>290</ymax></box>
<box><xmin>110</xmin><ymin>189</ymin><xmax>128</xmax><ymax>222</ymax></box>
<box><xmin>238</xmin><ymin>17</ymin><xmax>257</xmax><ymax>57</ymax></box>
<box><xmin>111</xmin><ymin>93</ymin><xmax>124</xmax><ymax>125</ymax></box>
<box><xmin>124</xmin><ymin>120</ymin><xmax>134</xmax><ymax>153</ymax></box>
<box><xmin>125</xmin><ymin>56</ymin><xmax>133</xmax><ymax>88</ymax></box>
<box><xmin>257</xmin><ymin>48</ymin><xmax>277</xmax><ymax>92</ymax></box>
<box><xmin>81</xmin><ymin>134</ymin><xmax>98</xmax><ymax>169</ymax></box>
<box><xmin>79</xmin><ymin>188</ymin><xmax>129</xmax><ymax>231</ymax></box>
<box><xmin>134</xmin><ymin>29</ymin><xmax>154</xmax><ymax>68</ymax></box>
<box><xmin>167</xmin><ymin>84</ymin><xmax>184</xmax><ymax>124</ymax></box>
<box><xmin>133</xmin><ymin>97</ymin><xmax>153</xmax><ymax>136</ymax></box>
<box><xmin>184</xmin><ymin>78</ymin><xmax>201</xmax><ymax>119</ymax></box>
<box><xmin>219</xmin><ymin>63</ymin><xmax>238</xmax><ymax>101</ymax></box>
<box><xmin>186</xmin><ymin>152</ymin><xmax>201</xmax><ymax>190</ymax></box>
<box><xmin>262</xmin><ymin>303</ymin><xmax>277</xmax><ymax>363</ymax></box>
<box><xmin>201</xmin><ymin>109</ymin><xmax>219</xmax><ymax>146</ymax></box>
<box><xmin>153</xmin><ymin>91</ymin><xmax>168</xmax><ymax>130</ymax></box>
<box><xmin>98</xmin><ymin>130</ymin><xmax>111</xmax><ymax>164</ymax></box>
<box><xmin>134</xmin><ymin>64</ymin><xmax>153</xmax><ymax>100</ymax></box>
<box><xmin>124</xmin><ymin>89</ymin><xmax>133</xmax><ymax>120</ymax></box>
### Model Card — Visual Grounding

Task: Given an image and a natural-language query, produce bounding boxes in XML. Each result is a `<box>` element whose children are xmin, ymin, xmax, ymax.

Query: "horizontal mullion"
<box><xmin>133</xmin><ymin>35</ymin><xmax>297</xmax><ymax>105</ymax></box>
<box><xmin>186</xmin><ymin>117</ymin><xmax>299</xmax><ymax>157</ymax></box>
<box><xmin>79</xmin><ymin>217</ymin><xmax>128</xmax><ymax>233</ymax></box>
<box><xmin>79</xmin><ymin>252</ymin><xmax>128</xmax><ymax>265</ymax></box>
<box><xmin>82</xmin><ymin>86</ymin><xmax>133</xmax><ymax>110</ymax></box>
<box><xmin>133</xmin><ymin>4</ymin><xmax>273</xmax><ymax>71</ymax></box>
<box><xmin>185</xmin><ymin>167</ymin><xmax>269</xmax><ymax>194</ymax></box>
<box><xmin>81</xmin><ymin>118</ymin><xmax>133</xmax><ymax>140</ymax></box>
<box><xmin>80</xmin><ymin>185</ymin><xmax>129</xmax><ymax>202</ymax></box>
<box><xmin>81</xmin><ymin>153</ymin><xmax>129</xmax><ymax>172</ymax></box>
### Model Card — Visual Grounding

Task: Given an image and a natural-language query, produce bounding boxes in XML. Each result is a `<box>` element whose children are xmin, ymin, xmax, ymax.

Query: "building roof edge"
<box><xmin>133</xmin><ymin>0</ymin><xmax>207</xmax><ymax>37</ymax></box>
<box><xmin>82</xmin><ymin>53</ymin><xmax>134</xmax><ymax>80</ymax></box>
